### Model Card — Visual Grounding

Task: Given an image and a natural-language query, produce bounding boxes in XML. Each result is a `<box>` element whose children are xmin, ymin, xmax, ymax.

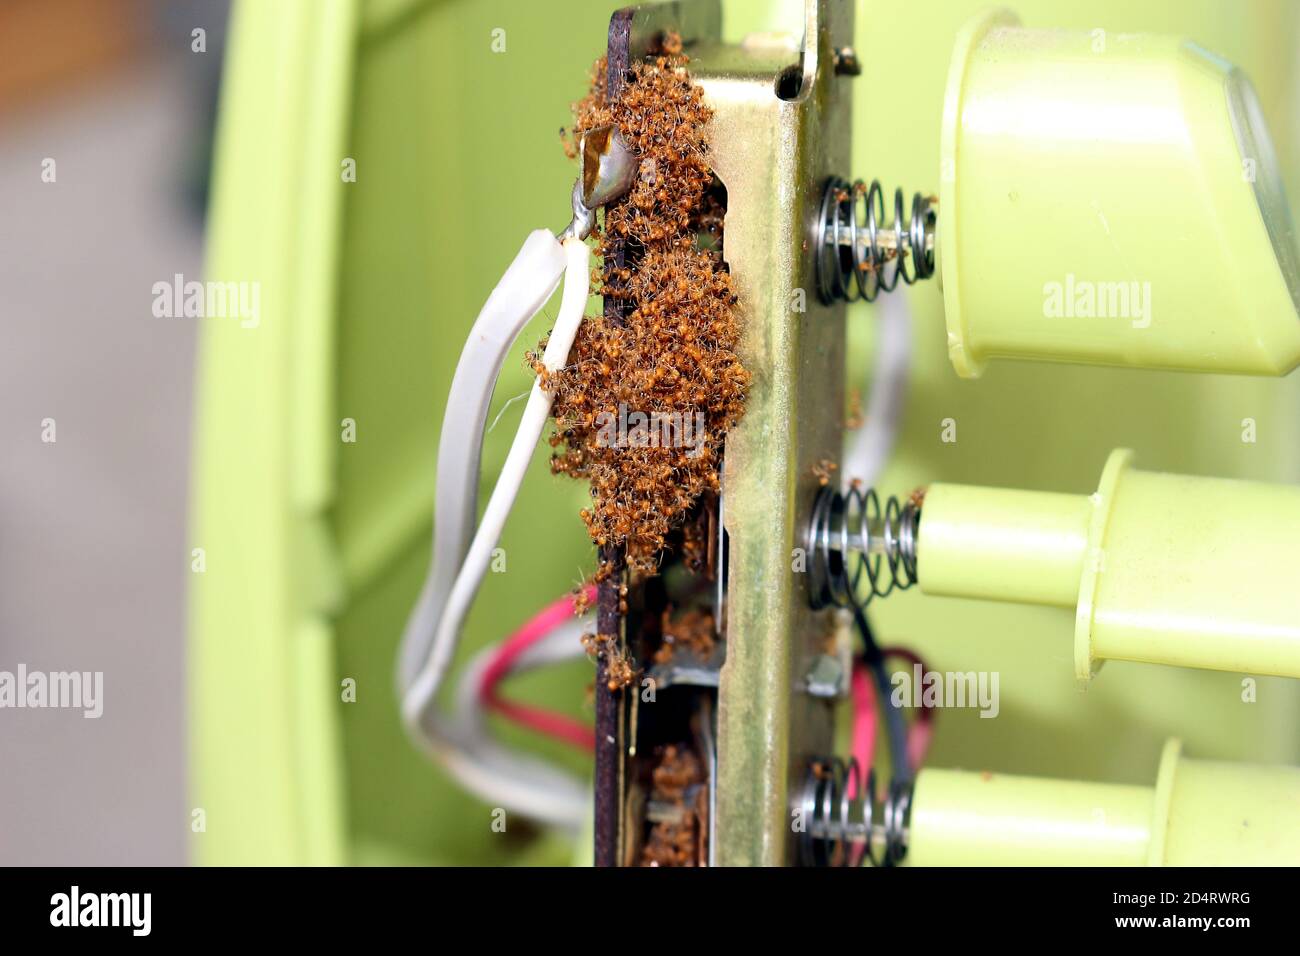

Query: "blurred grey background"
<box><xmin>0</xmin><ymin>0</ymin><xmax>228</xmax><ymax>865</ymax></box>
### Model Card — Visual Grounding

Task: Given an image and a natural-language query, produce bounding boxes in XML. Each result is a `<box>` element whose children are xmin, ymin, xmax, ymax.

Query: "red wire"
<box><xmin>483</xmin><ymin>697</ymin><xmax>594</xmax><ymax>751</ymax></box>
<box><xmin>848</xmin><ymin>663</ymin><xmax>876</xmax><ymax>796</ymax></box>
<box><xmin>847</xmin><ymin>663</ymin><xmax>876</xmax><ymax>867</ymax></box>
<box><xmin>478</xmin><ymin>585</ymin><xmax>598</xmax><ymax>752</ymax></box>
<box><xmin>847</xmin><ymin>645</ymin><xmax>936</xmax><ymax>813</ymax></box>
<box><xmin>480</xmin><ymin>592</ymin><xmax>937</xmax><ymax>770</ymax></box>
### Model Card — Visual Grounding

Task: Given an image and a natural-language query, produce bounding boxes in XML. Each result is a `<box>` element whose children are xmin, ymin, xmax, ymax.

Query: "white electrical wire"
<box><xmin>398</xmin><ymin>230</ymin><xmax>567</xmax><ymax>689</ymax></box>
<box><xmin>842</xmin><ymin>290</ymin><xmax>912</xmax><ymax>488</ymax></box>
<box><xmin>399</xmin><ymin>235</ymin><xmax>592</xmax><ymax>829</ymax></box>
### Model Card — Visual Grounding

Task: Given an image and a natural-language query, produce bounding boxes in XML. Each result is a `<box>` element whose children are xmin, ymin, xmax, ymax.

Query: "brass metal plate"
<box><xmin>689</xmin><ymin>0</ymin><xmax>852</xmax><ymax>866</ymax></box>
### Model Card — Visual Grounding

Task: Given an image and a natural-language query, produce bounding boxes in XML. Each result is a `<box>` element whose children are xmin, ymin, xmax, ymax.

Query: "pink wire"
<box><xmin>484</xmin><ymin>698</ymin><xmax>594</xmax><ymax>752</ymax></box>
<box><xmin>848</xmin><ymin>647</ymin><xmax>936</xmax><ymax>791</ymax></box>
<box><xmin>478</xmin><ymin>590</ymin><xmax>939</xmax><ymax>772</ymax></box>
<box><xmin>478</xmin><ymin>585</ymin><xmax>598</xmax><ymax>752</ymax></box>
<box><xmin>848</xmin><ymin>663</ymin><xmax>876</xmax><ymax>798</ymax></box>
<box><xmin>847</xmin><ymin>664</ymin><xmax>875</xmax><ymax>866</ymax></box>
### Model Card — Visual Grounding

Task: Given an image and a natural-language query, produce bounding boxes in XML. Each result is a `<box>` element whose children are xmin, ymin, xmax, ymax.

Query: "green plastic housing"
<box><xmin>908</xmin><ymin>739</ymin><xmax>1300</xmax><ymax>865</ymax></box>
<box><xmin>938</xmin><ymin>10</ymin><xmax>1300</xmax><ymax>377</ymax></box>
<box><xmin>918</xmin><ymin>449</ymin><xmax>1300</xmax><ymax>681</ymax></box>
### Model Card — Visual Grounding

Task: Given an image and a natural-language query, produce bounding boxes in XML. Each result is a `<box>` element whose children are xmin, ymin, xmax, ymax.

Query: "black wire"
<box><xmin>852</xmin><ymin>604</ymin><xmax>912</xmax><ymax>785</ymax></box>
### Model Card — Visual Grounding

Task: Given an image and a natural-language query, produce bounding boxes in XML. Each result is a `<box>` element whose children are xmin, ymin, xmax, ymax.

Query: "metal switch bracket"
<box><xmin>690</xmin><ymin>0</ymin><xmax>852</xmax><ymax>866</ymax></box>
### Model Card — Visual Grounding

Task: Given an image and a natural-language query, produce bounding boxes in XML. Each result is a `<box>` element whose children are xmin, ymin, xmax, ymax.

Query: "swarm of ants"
<box><xmin>535</xmin><ymin>35</ymin><xmax>749</xmax><ymax>589</ymax></box>
<box><xmin>639</xmin><ymin>743</ymin><xmax>706</xmax><ymax>867</ymax></box>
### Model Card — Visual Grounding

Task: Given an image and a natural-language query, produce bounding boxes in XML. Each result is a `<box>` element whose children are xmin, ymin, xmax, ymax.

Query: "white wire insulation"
<box><xmin>843</xmin><ymin>291</ymin><xmax>912</xmax><ymax>488</ymax></box>
<box><xmin>400</xmin><ymin>236</ymin><xmax>592</xmax><ymax>829</ymax></box>
<box><xmin>398</xmin><ymin>230</ymin><xmax>567</xmax><ymax>689</ymax></box>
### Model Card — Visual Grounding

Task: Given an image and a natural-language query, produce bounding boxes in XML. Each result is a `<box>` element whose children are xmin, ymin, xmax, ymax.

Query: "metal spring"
<box><xmin>799</xmin><ymin>756</ymin><xmax>912</xmax><ymax>867</ymax></box>
<box><xmin>807</xmin><ymin>484</ymin><xmax>920</xmax><ymax>613</ymax></box>
<box><xmin>816</xmin><ymin>177</ymin><xmax>937</xmax><ymax>304</ymax></box>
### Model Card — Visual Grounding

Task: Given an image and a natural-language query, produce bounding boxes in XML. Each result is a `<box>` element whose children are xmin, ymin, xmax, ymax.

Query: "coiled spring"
<box><xmin>807</xmin><ymin>484</ymin><xmax>920</xmax><ymax>613</ymax></box>
<box><xmin>799</xmin><ymin>757</ymin><xmax>912</xmax><ymax>867</ymax></box>
<box><xmin>816</xmin><ymin>177</ymin><xmax>937</xmax><ymax>304</ymax></box>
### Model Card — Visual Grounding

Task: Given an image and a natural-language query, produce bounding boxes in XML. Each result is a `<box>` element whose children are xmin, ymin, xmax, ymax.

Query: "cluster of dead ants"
<box><xmin>639</xmin><ymin>743</ymin><xmax>706</xmax><ymax>867</ymax></box>
<box><xmin>538</xmin><ymin>36</ymin><xmax>749</xmax><ymax>600</ymax></box>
